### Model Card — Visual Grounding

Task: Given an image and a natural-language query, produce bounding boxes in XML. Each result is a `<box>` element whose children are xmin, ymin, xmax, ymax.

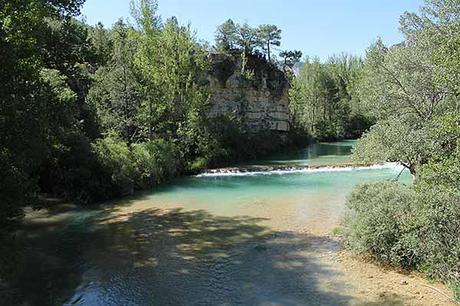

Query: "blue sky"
<box><xmin>81</xmin><ymin>0</ymin><xmax>423</xmax><ymax>61</ymax></box>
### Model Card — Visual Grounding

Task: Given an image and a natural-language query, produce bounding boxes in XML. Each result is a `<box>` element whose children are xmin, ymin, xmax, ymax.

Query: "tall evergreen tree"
<box><xmin>257</xmin><ymin>24</ymin><xmax>281</xmax><ymax>62</ymax></box>
<box><xmin>88</xmin><ymin>20</ymin><xmax>141</xmax><ymax>144</ymax></box>
<box><xmin>215</xmin><ymin>19</ymin><xmax>238</xmax><ymax>51</ymax></box>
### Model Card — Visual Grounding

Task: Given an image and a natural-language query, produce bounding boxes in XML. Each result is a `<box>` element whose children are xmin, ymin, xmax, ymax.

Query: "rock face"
<box><xmin>207</xmin><ymin>51</ymin><xmax>290</xmax><ymax>132</ymax></box>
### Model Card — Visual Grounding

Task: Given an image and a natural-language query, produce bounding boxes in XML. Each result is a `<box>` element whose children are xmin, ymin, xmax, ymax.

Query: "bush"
<box><xmin>414</xmin><ymin>150</ymin><xmax>460</xmax><ymax>285</ymax></box>
<box><xmin>344</xmin><ymin>175</ymin><xmax>460</xmax><ymax>300</ymax></box>
<box><xmin>93</xmin><ymin>137</ymin><xmax>180</xmax><ymax>193</ymax></box>
<box><xmin>344</xmin><ymin>112</ymin><xmax>460</xmax><ymax>301</ymax></box>
<box><xmin>131</xmin><ymin>139</ymin><xmax>178</xmax><ymax>187</ymax></box>
<box><xmin>415</xmin><ymin>187</ymin><xmax>460</xmax><ymax>283</ymax></box>
<box><xmin>93</xmin><ymin>136</ymin><xmax>136</xmax><ymax>195</ymax></box>
<box><xmin>39</xmin><ymin>133</ymin><xmax>115</xmax><ymax>204</ymax></box>
<box><xmin>449</xmin><ymin>278</ymin><xmax>460</xmax><ymax>302</ymax></box>
<box><xmin>343</xmin><ymin>181</ymin><xmax>420</xmax><ymax>267</ymax></box>
<box><xmin>38</xmin><ymin>135</ymin><xmax>180</xmax><ymax>205</ymax></box>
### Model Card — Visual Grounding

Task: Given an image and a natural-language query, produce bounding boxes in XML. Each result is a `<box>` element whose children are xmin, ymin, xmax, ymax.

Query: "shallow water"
<box><xmin>1</xmin><ymin>141</ymin><xmax>414</xmax><ymax>306</ymax></box>
<box><xmin>143</xmin><ymin>163</ymin><xmax>406</xmax><ymax>233</ymax></box>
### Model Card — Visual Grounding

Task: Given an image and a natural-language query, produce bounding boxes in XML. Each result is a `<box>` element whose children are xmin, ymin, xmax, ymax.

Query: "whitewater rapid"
<box><xmin>196</xmin><ymin>162</ymin><xmax>403</xmax><ymax>177</ymax></box>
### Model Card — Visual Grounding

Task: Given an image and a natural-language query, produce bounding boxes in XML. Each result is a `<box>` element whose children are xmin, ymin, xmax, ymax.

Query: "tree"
<box><xmin>353</xmin><ymin>2</ymin><xmax>458</xmax><ymax>175</ymax></box>
<box><xmin>215</xmin><ymin>19</ymin><xmax>238</xmax><ymax>51</ymax></box>
<box><xmin>88</xmin><ymin>22</ymin><xmax>113</xmax><ymax>67</ymax></box>
<box><xmin>45</xmin><ymin>0</ymin><xmax>86</xmax><ymax>17</ymax></box>
<box><xmin>235</xmin><ymin>22</ymin><xmax>259</xmax><ymax>55</ymax></box>
<box><xmin>41</xmin><ymin>17</ymin><xmax>102</xmax><ymax>139</ymax></box>
<box><xmin>352</xmin><ymin>117</ymin><xmax>436</xmax><ymax>176</ymax></box>
<box><xmin>289</xmin><ymin>55</ymin><xmax>368</xmax><ymax>140</ymax></box>
<box><xmin>345</xmin><ymin>111</ymin><xmax>460</xmax><ymax>298</ymax></box>
<box><xmin>131</xmin><ymin>0</ymin><xmax>210</xmax><ymax>166</ymax></box>
<box><xmin>0</xmin><ymin>0</ymin><xmax>88</xmax><ymax>224</ymax></box>
<box><xmin>279</xmin><ymin>50</ymin><xmax>302</xmax><ymax>70</ymax></box>
<box><xmin>130</xmin><ymin>0</ymin><xmax>162</xmax><ymax>34</ymax></box>
<box><xmin>88</xmin><ymin>19</ymin><xmax>141</xmax><ymax>144</ymax></box>
<box><xmin>257</xmin><ymin>24</ymin><xmax>281</xmax><ymax>62</ymax></box>
<box><xmin>358</xmin><ymin>37</ymin><xmax>454</xmax><ymax>122</ymax></box>
<box><xmin>400</xmin><ymin>0</ymin><xmax>460</xmax><ymax>95</ymax></box>
<box><xmin>130</xmin><ymin>0</ymin><xmax>163</xmax><ymax>140</ymax></box>
<box><xmin>345</xmin><ymin>2</ymin><xmax>460</xmax><ymax>296</ymax></box>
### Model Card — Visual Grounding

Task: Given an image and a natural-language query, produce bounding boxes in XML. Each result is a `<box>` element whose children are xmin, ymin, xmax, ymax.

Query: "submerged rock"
<box><xmin>254</xmin><ymin>244</ymin><xmax>268</xmax><ymax>252</ymax></box>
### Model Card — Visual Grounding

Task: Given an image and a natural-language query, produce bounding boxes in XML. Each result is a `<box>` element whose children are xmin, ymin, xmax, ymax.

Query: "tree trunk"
<box><xmin>149</xmin><ymin>97</ymin><xmax>153</xmax><ymax>141</ymax></box>
<box><xmin>267</xmin><ymin>41</ymin><xmax>271</xmax><ymax>62</ymax></box>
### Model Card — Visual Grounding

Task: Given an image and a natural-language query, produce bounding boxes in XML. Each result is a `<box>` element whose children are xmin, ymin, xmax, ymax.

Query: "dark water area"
<box><xmin>240</xmin><ymin>140</ymin><xmax>356</xmax><ymax>167</ymax></box>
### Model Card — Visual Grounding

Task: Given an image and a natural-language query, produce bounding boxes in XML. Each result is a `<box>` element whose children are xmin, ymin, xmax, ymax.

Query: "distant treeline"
<box><xmin>290</xmin><ymin>55</ymin><xmax>374</xmax><ymax>141</ymax></box>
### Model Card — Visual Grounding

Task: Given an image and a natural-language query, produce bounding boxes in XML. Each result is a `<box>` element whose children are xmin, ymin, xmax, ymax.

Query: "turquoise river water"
<box><xmin>1</xmin><ymin>141</ymin><xmax>417</xmax><ymax>306</ymax></box>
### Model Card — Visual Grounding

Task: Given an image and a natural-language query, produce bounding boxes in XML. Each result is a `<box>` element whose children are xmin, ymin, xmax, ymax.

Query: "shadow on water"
<box><xmin>1</xmin><ymin>204</ymin><xmax>405</xmax><ymax>305</ymax></box>
<box><xmin>239</xmin><ymin>140</ymin><xmax>356</xmax><ymax>167</ymax></box>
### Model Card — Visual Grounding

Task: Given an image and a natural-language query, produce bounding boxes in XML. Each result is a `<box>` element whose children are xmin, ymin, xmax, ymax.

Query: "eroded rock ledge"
<box><xmin>207</xmin><ymin>51</ymin><xmax>290</xmax><ymax>132</ymax></box>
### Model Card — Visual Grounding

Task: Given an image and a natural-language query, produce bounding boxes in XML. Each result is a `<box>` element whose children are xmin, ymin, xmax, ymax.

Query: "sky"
<box><xmin>81</xmin><ymin>0</ymin><xmax>423</xmax><ymax>61</ymax></box>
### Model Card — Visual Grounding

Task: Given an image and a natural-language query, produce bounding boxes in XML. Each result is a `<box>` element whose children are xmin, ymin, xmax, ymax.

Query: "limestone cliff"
<box><xmin>207</xmin><ymin>51</ymin><xmax>290</xmax><ymax>132</ymax></box>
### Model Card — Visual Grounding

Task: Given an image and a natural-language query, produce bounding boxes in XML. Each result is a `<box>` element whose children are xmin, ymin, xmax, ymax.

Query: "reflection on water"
<box><xmin>0</xmin><ymin>141</ymin><xmax>410</xmax><ymax>305</ymax></box>
<box><xmin>241</xmin><ymin>140</ymin><xmax>357</xmax><ymax>166</ymax></box>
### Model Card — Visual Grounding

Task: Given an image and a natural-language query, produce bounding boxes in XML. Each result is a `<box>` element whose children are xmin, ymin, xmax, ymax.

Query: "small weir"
<box><xmin>196</xmin><ymin>162</ymin><xmax>401</xmax><ymax>177</ymax></box>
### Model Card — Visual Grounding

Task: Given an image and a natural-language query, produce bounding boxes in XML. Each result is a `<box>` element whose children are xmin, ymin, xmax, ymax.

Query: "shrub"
<box><xmin>344</xmin><ymin>112</ymin><xmax>460</xmax><ymax>301</ymax></box>
<box><xmin>414</xmin><ymin>149</ymin><xmax>460</xmax><ymax>285</ymax></box>
<box><xmin>44</xmin><ymin>133</ymin><xmax>115</xmax><ymax>204</ymax></box>
<box><xmin>93</xmin><ymin>136</ymin><xmax>136</xmax><ymax>195</ymax></box>
<box><xmin>187</xmin><ymin>157</ymin><xmax>209</xmax><ymax>173</ymax></box>
<box><xmin>131</xmin><ymin>139</ymin><xmax>179</xmax><ymax>187</ymax></box>
<box><xmin>43</xmin><ymin>136</ymin><xmax>180</xmax><ymax>204</ymax></box>
<box><xmin>415</xmin><ymin>187</ymin><xmax>460</xmax><ymax>283</ymax></box>
<box><xmin>344</xmin><ymin>172</ymin><xmax>460</xmax><ymax>300</ymax></box>
<box><xmin>449</xmin><ymin>278</ymin><xmax>460</xmax><ymax>302</ymax></box>
<box><xmin>343</xmin><ymin>181</ymin><xmax>420</xmax><ymax>267</ymax></box>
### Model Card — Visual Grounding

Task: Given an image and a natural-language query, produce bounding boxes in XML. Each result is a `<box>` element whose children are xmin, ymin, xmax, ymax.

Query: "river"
<box><xmin>1</xmin><ymin>141</ymin><xmax>452</xmax><ymax>305</ymax></box>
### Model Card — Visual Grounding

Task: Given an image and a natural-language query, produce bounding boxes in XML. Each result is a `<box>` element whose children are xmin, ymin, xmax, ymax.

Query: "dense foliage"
<box><xmin>1</xmin><ymin>0</ymin><xmax>91</xmax><ymax>224</ymax></box>
<box><xmin>343</xmin><ymin>0</ymin><xmax>460</xmax><ymax>299</ymax></box>
<box><xmin>214</xmin><ymin>19</ymin><xmax>302</xmax><ymax>68</ymax></box>
<box><xmin>289</xmin><ymin>55</ymin><xmax>373</xmax><ymax>140</ymax></box>
<box><xmin>0</xmin><ymin>0</ymin><xmax>293</xmax><ymax>226</ymax></box>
